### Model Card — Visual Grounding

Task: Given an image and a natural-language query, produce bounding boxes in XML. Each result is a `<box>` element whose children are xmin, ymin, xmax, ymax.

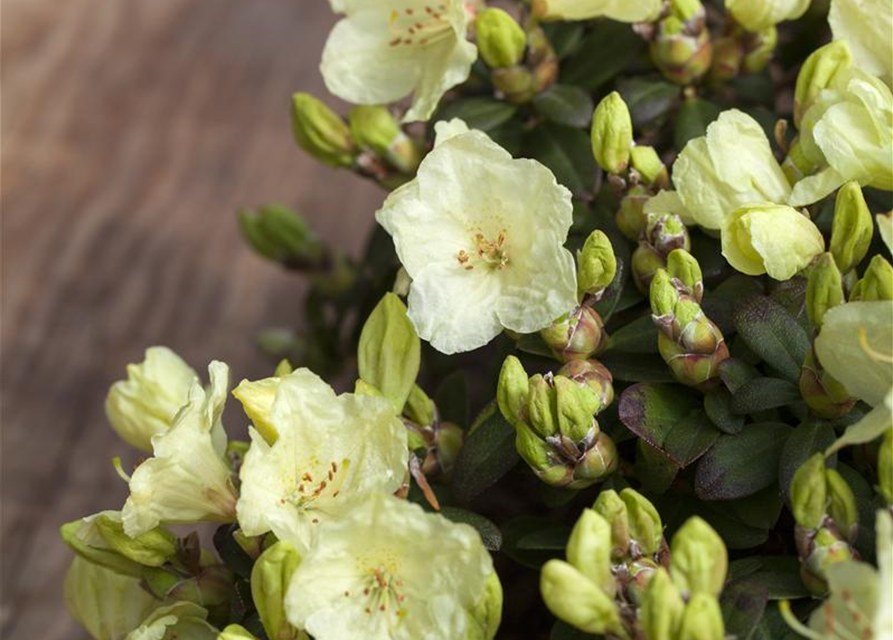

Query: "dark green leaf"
<box><xmin>435</xmin><ymin>97</ymin><xmax>517</xmax><ymax>131</ymax></box>
<box><xmin>705</xmin><ymin>387</ymin><xmax>745</xmax><ymax>434</ymax></box>
<box><xmin>516</xmin><ymin>526</ymin><xmax>572</xmax><ymax>550</ymax></box>
<box><xmin>619</xmin><ymin>78</ymin><xmax>681</xmax><ymax>127</ymax></box>
<box><xmin>778</xmin><ymin>420</ymin><xmax>837</xmax><ymax>502</ymax></box>
<box><xmin>719</xmin><ymin>357</ymin><xmax>762</xmax><ymax>393</ymax></box>
<box><xmin>523</xmin><ymin>123</ymin><xmax>596</xmax><ymax>196</ymax></box>
<box><xmin>562</xmin><ymin>20</ymin><xmax>644</xmax><ymax>90</ymax></box>
<box><xmin>600</xmin><ymin>353</ymin><xmax>676</xmax><ymax>383</ymax></box>
<box><xmin>533</xmin><ymin>85</ymin><xmax>594</xmax><ymax>128</ymax></box>
<box><xmin>541</xmin><ymin>23</ymin><xmax>585</xmax><ymax>59</ymax></box>
<box><xmin>619</xmin><ymin>383</ymin><xmax>721</xmax><ymax>467</ymax></box>
<box><xmin>729</xmin><ymin>486</ymin><xmax>784</xmax><ymax>530</ymax></box>
<box><xmin>753</xmin><ymin>604</ymin><xmax>807</xmax><ymax>640</ymax></box>
<box><xmin>770</xmin><ymin>276</ymin><xmax>812</xmax><ymax>335</ymax></box>
<box><xmin>212</xmin><ymin>525</ymin><xmax>254</xmax><ymax>582</ymax></box>
<box><xmin>674</xmin><ymin>98</ymin><xmax>722</xmax><ymax>151</ymax></box>
<box><xmin>606</xmin><ymin>314</ymin><xmax>659</xmax><ymax>353</ymax></box>
<box><xmin>702</xmin><ymin>274</ymin><xmax>765</xmax><ymax>335</ymax></box>
<box><xmin>502</xmin><ymin>517</ymin><xmax>565</xmax><ymax>569</ymax></box>
<box><xmin>733</xmin><ymin>296</ymin><xmax>811</xmax><ymax>382</ymax></box>
<box><xmin>452</xmin><ymin>403</ymin><xmax>519</xmax><ymax>504</ymax></box>
<box><xmin>635</xmin><ymin>440</ymin><xmax>678</xmax><ymax>494</ymax></box>
<box><xmin>435</xmin><ymin>371</ymin><xmax>470</xmax><ymax>428</ymax></box>
<box><xmin>721</xmin><ymin>580</ymin><xmax>769</xmax><ymax>640</ymax></box>
<box><xmin>729</xmin><ymin>556</ymin><xmax>811</xmax><ymax>600</ymax></box>
<box><xmin>695</xmin><ymin>423</ymin><xmax>791</xmax><ymax>500</ymax></box>
<box><xmin>515</xmin><ymin>332</ymin><xmax>554</xmax><ymax>358</ymax></box>
<box><xmin>439</xmin><ymin>507</ymin><xmax>502</xmax><ymax>551</ymax></box>
<box><xmin>551</xmin><ymin>621</ymin><xmax>601</xmax><ymax>640</ymax></box>
<box><xmin>731</xmin><ymin>377</ymin><xmax>803</xmax><ymax>414</ymax></box>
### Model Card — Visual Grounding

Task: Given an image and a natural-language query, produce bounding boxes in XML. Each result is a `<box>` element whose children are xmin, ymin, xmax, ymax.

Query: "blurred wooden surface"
<box><xmin>1</xmin><ymin>0</ymin><xmax>382</xmax><ymax>634</ymax></box>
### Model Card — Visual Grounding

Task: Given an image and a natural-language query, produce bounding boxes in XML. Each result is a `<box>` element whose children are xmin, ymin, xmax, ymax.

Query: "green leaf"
<box><xmin>701</xmin><ymin>274</ymin><xmax>765</xmax><ymax>335</ymax></box>
<box><xmin>516</xmin><ymin>526</ymin><xmax>572</xmax><ymax>550</ymax></box>
<box><xmin>729</xmin><ymin>556</ymin><xmax>811</xmax><ymax>600</ymax></box>
<box><xmin>733</xmin><ymin>296</ymin><xmax>811</xmax><ymax>382</ymax></box>
<box><xmin>435</xmin><ymin>97</ymin><xmax>517</xmax><ymax>131</ymax></box>
<box><xmin>541</xmin><ymin>23</ymin><xmax>585</xmax><ymax>59</ymax></box>
<box><xmin>551</xmin><ymin>621</ymin><xmax>601</xmax><ymax>640</ymax></box>
<box><xmin>718</xmin><ymin>358</ymin><xmax>761</xmax><ymax>393</ymax></box>
<box><xmin>451</xmin><ymin>403</ymin><xmax>519</xmax><ymax>504</ymax></box>
<box><xmin>728</xmin><ymin>486</ymin><xmax>784</xmax><ymax>530</ymax></box>
<box><xmin>502</xmin><ymin>516</ymin><xmax>565</xmax><ymax>569</ymax></box>
<box><xmin>778</xmin><ymin>420</ymin><xmax>837</xmax><ymax>502</ymax></box>
<box><xmin>695</xmin><ymin>423</ymin><xmax>791</xmax><ymax>500</ymax></box>
<box><xmin>357</xmin><ymin>293</ymin><xmax>420</xmax><ymax>414</ymax></box>
<box><xmin>435</xmin><ymin>371</ymin><xmax>470</xmax><ymax>428</ymax></box>
<box><xmin>705</xmin><ymin>387</ymin><xmax>745</xmax><ymax>434</ymax></box>
<box><xmin>674</xmin><ymin>98</ymin><xmax>722</xmax><ymax>151</ymax></box>
<box><xmin>619</xmin><ymin>78</ymin><xmax>681</xmax><ymax>127</ymax></box>
<box><xmin>721</xmin><ymin>580</ymin><xmax>769</xmax><ymax>640</ymax></box>
<box><xmin>731</xmin><ymin>377</ymin><xmax>803</xmax><ymax>414</ymax></box>
<box><xmin>523</xmin><ymin>123</ymin><xmax>596</xmax><ymax>196</ymax></box>
<box><xmin>533</xmin><ymin>85</ymin><xmax>594</xmax><ymax>128</ymax></box>
<box><xmin>562</xmin><ymin>20</ymin><xmax>644</xmax><ymax>90</ymax></box>
<box><xmin>619</xmin><ymin>383</ymin><xmax>721</xmax><ymax>467</ymax></box>
<box><xmin>439</xmin><ymin>507</ymin><xmax>502</xmax><ymax>551</ymax></box>
<box><xmin>606</xmin><ymin>314</ymin><xmax>659</xmax><ymax>354</ymax></box>
<box><xmin>635</xmin><ymin>440</ymin><xmax>679</xmax><ymax>494</ymax></box>
<box><xmin>600</xmin><ymin>353</ymin><xmax>676</xmax><ymax>383</ymax></box>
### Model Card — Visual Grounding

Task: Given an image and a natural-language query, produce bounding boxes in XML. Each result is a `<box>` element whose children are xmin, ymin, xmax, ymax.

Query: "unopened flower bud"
<box><xmin>219</xmin><ymin>625</ymin><xmax>260</xmax><ymax>640</ymax></box>
<box><xmin>497</xmin><ymin>356</ymin><xmax>530</xmax><ymax>427</ymax></box>
<box><xmin>93</xmin><ymin>514</ymin><xmax>177</xmax><ymax>568</ymax></box>
<box><xmin>251</xmin><ymin>541</ymin><xmax>302</xmax><ymax>640</ymax></box>
<box><xmin>573</xmin><ymin>434</ymin><xmax>619</xmax><ymax>487</ymax></box>
<box><xmin>667</xmin><ymin>249</ymin><xmax>703</xmax><ymax>302</ymax></box>
<box><xmin>800</xmin><ymin>348</ymin><xmax>856</xmax><ymax>419</ymax></box>
<box><xmin>710</xmin><ymin>36</ymin><xmax>743</xmax><ymax>81</ymax></box>
<box><xmin>621</xmin><ymin>488</ymin><xmax>664</xmax><ymax>557</ymax></box>
<box><xmin>492</xmin><ymin>66</ymin><xmax>535</xmax><ymax>103</ymax></box>
<box><xmin>404</xmin><ymin>384</ymin><xmax>435</xmax><ymax>426</ymax></box>
<box><xmin>541</xmin><ymin>306</ymin><xmax>607</xmax><ymax>362</ymax></box>
<box><xmin>880</xmin><ymin>429</ymin><xmax>893</xmax><ymax>504</ymax></box>
<box><xmin>348</xmin><ymin>105</ymin><xmax>419</xmax><ymax>174</ymax></box>
<box><xmin>825</xmin><ymin>468</ymin><xmax>858</xmax><ymax>542</ymax></box>
<box><xmin>677</xmin><ymin>592</ymin><xmax>726</xmax><ymax>640</ymax></box>
<box><xmin>577</xmin><ymin>230</ymin><xmax>617</xmax><ymax>298</ymax></box>
<box><xmin>527</xmin><ymin>374</ymin><xmax>559</xmax><ymax>438</ymax></box>
<box><xmin>515</xmin><ymin>422</ymin><xmax>561</xmax><ymax>484</ymax></box>
<box><xmin>476</xmin><ymin>8</ymin><xmax>527</xmax><ymax>69</ymax></box>
<box><xmin>851</xmin><ymin>255</ymin><xmax>893</xmax><ymax>301</ymax></box>
<box><xmin>782</xmin><ymin>136</ymin><xmax>819</xmax><ymax>184</ymax></box>
<box><xmin>557</xmin><ymin>359</ymin><xmax>614</xmax><ymax>414</ymax></box>
<box><xmin>806</xmin><ymin>253</ymin><xmax>845</xmax><ymax>329</ymax></box>
<box><xmin>631</xmin><ymin>146</ymin><xmax>669</xmax><ymax>189</ymax></box>
<box><xmin>794</xmin><ymin>41</ymin><xmax>852</xmax><ymax>128</ymax></box>
<box><xmin>633</xmin><ymin>244</ymin><xmax>668</xmax><ymax>294</ymax></box>
<box><xmin>790</xmin><ymin>453</ymin><xmax>827</xmax><ymax>530</ymax></box>
<box><xmin>291</xmin><ymin>93</ymin><xmax>355</xmax><ymax>168</ymax></box>
<box><xmin>650</xmin><ymin>15</ymin><xmax>713</xmax><ymax>86</ymax></box>
<box><xmin>238</xmin><ymin>205</ymin><xmax>327</xmax><ymax>270</ymax></box>
<box><xmin>566</xmin><ymin>509</ymin><xmax>615</xmax><ymax>596</ymax></box>
<box><xmin>555</xmin><ymin>376</ymin><xmax>600</xmax><ymax>442</ymax></box>
<box><xmin>591</xmin><ymin>92</ymin><xmax>633</xmax><ymax>174</ymax></box>
<box><xmin>646</xmin><ymin>213</ymin><xmax>691</xmax><ymax>257</ymax></box>
<box><xmin>540</xmin><ymin>560</ymin><xmax>623</xmax><ymax>635</ymax></box>
<box><xmin>592</xmin><ymin>490</ymin><xmax>631</xmax><ymax>558</ymax></box>
<box><xmin>650</xmin><ymin>269</ymin><xmax>680</xmax><ymax>319</ymax></box>
<box><xmin>616</xmin><ymin>186</ymin><xmax>651</xmax><ymax>241</ymax></box>
<box><xmin>626</xmin><ymin>557</ymin><xmax>661</xmax><ymax>606</ymax></box>
<box><xmin>640</xmin><ymin>568</ymin><xmax>685</xmax><ymax>640</ymax></box>
<box><xmin>742</xmin><ymin>25</ymin><xmax>777</xmax><ymax>74</ymax></box>
<box><xmin>830</xmin><ymin>181</ymin><xmax>873</xmax><ymax>273</ymax></box>
<box><xmin>670</xmin><ymin>516</ymin><xmax>727</xmax><ymax>597</ymax></box>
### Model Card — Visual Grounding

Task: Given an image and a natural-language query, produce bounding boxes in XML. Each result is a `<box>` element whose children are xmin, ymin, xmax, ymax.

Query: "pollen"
<box><xmin>388</xmin><ymin>4</ymin><xmax>452</xmax><ymax>48</ymax></box>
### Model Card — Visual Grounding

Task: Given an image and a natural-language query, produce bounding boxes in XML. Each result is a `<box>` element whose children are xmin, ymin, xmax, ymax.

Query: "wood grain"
<box><xmin>1</xmin><ymin>0</ymin><xmax>382</xmax><ymax>634</ymax></box>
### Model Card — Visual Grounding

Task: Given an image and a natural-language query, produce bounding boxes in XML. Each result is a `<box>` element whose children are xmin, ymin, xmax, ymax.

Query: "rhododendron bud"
<box><xmin>851</xmin><ymin>255</ymin><xmax>893</xmax><ymax>301</ymax></box>
<box><xmin>591</xmin><ymin>92</ymin><xmax>632</xmax><ymax>174</ymax></box>
<box><xmin>830</xmin><ymin>181</ymin><xmax>873</xmax><ymax>273</ymax></box>
<box><xmin>348</xmin><ymin>105</ymin><xmax>420</xmax><ymax>174</ymax></box>
<box><xmin>251</xmin><ymin>542</ymin><xmax>302</xmax><ymax>640</ymax></box>
<box><xmin>540</xmin><ymin>560</ymin><xmax>622</xmax><ymax>635</ymax></box>
<box><xmin>476</xmin><ymin>8</ymin><xmax>526</xmax><ymax>69</ymax></box>
<box><xmin>640</xmin><ymin>568</ymin><xmax>685</xmax><ymax>640</ymax></box>
<box><xmin>806</xmin><ymin>253</ymin><xmax>845</xmax><ymax>329</ymax></box>
<box><xmin>576</xmin><ymin>230</ymin><xmax>617</xmax><ymax>298</ymax></box>
<box><xmin>794</xmin><ymin>41</ymin><xmax>852</xmax><ymax>127</ymax></box>
<box><xmin>630</xmin><ymin>145</ymin><xmax>669</xmax><ymax>189</ymax></box>
<box><xmin>291</xmin><ymin>93</ymin><xmax>355</xmax><ymax>168</ymax></box>
<box><xmin>677</xmin><ymin>592</ymin><xmax>725</xmax><ymax>640</ymax></box>
<box><xmin>540</xmin><ymin>306</ymin><xmax>607</xmax><ymax>362</ymax></box>
<box><xmin>670</xmin><ymin>516</ymin><xmax>727</xmax><ymax>597</ymax></box>
<box><xmin>497</xmin><ymin>355</ymin><xmax>530</xmax><ymax>427</ymax></box>
<box><xmin>557</xmin><ymin>359</ymin><xmax>614</xmax><ymax>414</ymax></box>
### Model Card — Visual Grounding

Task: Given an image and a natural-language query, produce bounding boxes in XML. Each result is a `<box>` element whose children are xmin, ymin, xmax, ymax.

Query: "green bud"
<box><xmin>476</xmin><ymin>8</ymin><xmax>527</xmax><ymax>68</ymax></box>
<box><xmin>554</xmin><ymin>376</ymin><xmax>599</xmax><ymax>442</ymax></box>
<box><xmin>645</xmin><ymin>213</ymin><xmax>691</xmax><ymax>257</ymax></box>
<box><xmin>650</xmin><ymin>269</ymin><xmax>680</xmax><ymax>319</ymax></box>
<box><xmin>670</xmin><ymin>516</ymin><xmax>727</xmax><ymax>597</ymax></box>
<box><xmin>677</xmin><ymin>592</ymin><xmax>726</xmax><ymax>640</ymax></box>
<box><xmin>574</xmin><ymin>434</ymin><xmax>619</xmax><ymax>487</ymax></box>
<box><xmin>557</xmin><ymin>359</ymin><xmax>614</xmax><ymax>414</ymax></box>
<box><xmin>616</xmin><ymin>186</ymin><xmax>650</xmax><ymax>241</ymax></box>
<box><xmin>630</xmin><ymin>145</ymin><xmax>669</xmax><ymax>189</ymax></box>
<box><xmin>640</xmin><ymin>568</ymin><xmax>685</xmax><ymax>640</ymax></box>
<box><xmin>794</xmin><ymin>41</ymin><xmax>852</xmax><ymax>128</ymax></box>
<box><xmin>825</xmin><ymin>468</ymin><xmax>858</xmax><ymax>541</ymax></box>
<box><xmin>830</xmin><ymin>182</ymin><xmax>873</xmax><ymax>273</ymax></box>
<box><xmin>879</xmin><ymin>429</ymin><xmax>893</xmax><ymax>505</ymax></box>
<box><xmin>710</xmin><ymin>36</ymin><xmax>743</xmax><ymax>81</ymax></box>
<box><xmin>650</xmin><ymin>17</ymin><xmax>713</xmax><ymax>85</ymax></box>
<box><xmin>782</xmin><ymin>136</ymin><xmax>819</xmax><ymax>184</ymax></box>
<box><xmin>348</xmin><ymin>106</ymin><xmax>420</xmax><ymax>174</ymax></box>
<box><xmin>592</xmin><ymin>490</ymin><xmax>631</xmax><ymax>558</ymax></box>
<box><xmin>541</xmin><ymin>307</ymin><xmax>607</xmax><ymax>362</ymax></box>
<box><xmin>800</xmin><ymin>348</ymin><xmax>856</xmax><ymax>419</ymax></box>
<box><xmin>577</xmin><ymin>230</ymin><xmax>618</xmax><ymax>297</ymax></box>
<box><xmin>667</xmin><ymin>249</ymin><xmax>703</xmax><ymax>302</ymax></box>
<box><xmin>591</xmin><ymin>92</ymin><xmax>633</xmax><ymax>174</ymax></box>
<box><xmin>291</xmin><ymin>93</ymin><xmax>355</xmax><ymax>167</ymax></box>
<box><xmin>742</xmin><ymin>25</ymin><xmax>777</xmax><ymax>74</ymax></box>
<box><xmin>566</xmin><ymin>509</ymin><xmax>615</xmax><ymax>596</ymax></box>
<box><xmin>670</xmin><ymin>0</ymin><xmax>704</xmax><ymax>21</ymax></box>
<box><xmin>540</xmin><ymin>560</ymin><xmax>622</xmax><ymax>635</ymax></box>
<box><xmin>404</xmin><ymin>384</ymin><xmax>435</xmax><ymax>426</ymax></box>
<box><xmin>497</xmin><ymin>356</ymin><xmax>530</xmax><ymax>427</ymax></box>
<box><xmin>61</xmin><ymin>517</ymin><xmax>155</xmax><ymax>579</ymax></box>
<box><xmin>219</xmin><ymin>625</ymin><xmax>261</xmax><ymax>640</ymax></box>
<box><xmin>851</xmin><ymin>255</ymin><xmax>893</xmax><ymax>301</ymax></box>
<box><xmin>806</xmin><ymin>253</ymin><xmax>845</xmax><ymax>329</ymax></box>
<box><xmin>790</xmin><ymin>453</ymin><xmax>827</xmax><ymax>529</ymax></box>
<box><xmin>251</xmin><ymin>541</ymin><xmax>302</xmax><ymax>640</ymax></box>
<box><xmin>515</xmin><ymin>422</ymin><xmax>555</xmax><ymax>474</ymax></box>
<box><xmin>492</xmin><ymin>66</ymin><xmax>535</xmax><ymax>103</ymax></box>
<box><xmin>620</xmin><ymin>488</ymin><xmax>664</xmax><ymax>556</ymax></box>
<box><xmin>238</xmin><ymin>205</ymin><xmax>327</xmax><ymax>268</ymax></box>
<box><xmin>273</xmin><ymin>359</ymin><xmax>293</xmax><ymax>377</ymax></box>
<box><xmin>633</xmin><ymin>243</ymin><xmax>668</xmax><ymax>294</ymax></box>
<box><xmin>528</xmin><ymin>374</ymin><xmax>559</xmax><ymax>438</ymax></box>
<box><xmin>93</xmin><ymin>515</ymin><xmax>177</xmax><ymax>568</ymax></box>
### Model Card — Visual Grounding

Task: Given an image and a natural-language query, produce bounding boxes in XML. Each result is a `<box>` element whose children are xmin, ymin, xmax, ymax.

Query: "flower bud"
<box><xmin>251</xmin><ymin>541</ymin><xmax>302</xmax><ymax>640</ymax></box>
<box><xmin>625</xmin><ymin>557</ymin><xmax>661</xmax><ymax>606</ymax></box>
<box><xmin>238</xmin><ymin>205</ymin><xmax>328</xmax><ymax>271</ymax></box>
<box><xmin>219</xmin><ymin>625</ymin><xmax>261</xmax><ymax>640</ymax></box>
<box><xmin>515</xmin><ymin>422</ymin><xmax>561</xmax><ymax>482</ymax></box>
<box><xmin>879</xmin><ymin>429</ymin><xmax>893</xmax><ymax>505</ymax></box>
<box><xmin>621</xmin><ymin>488</ymin><xmax>664</xmax><ymax>557</ymax></box>
<box><xmin>802</xmin><ymin>527</ymin><xmax>856</xmax><ymax>594</ymax></box>
<box><xmin>577</xmin><ymin>230</ymin><xmax>617</xmax><ymax>298</ymax></box>
<box><xmin>800</xmin><ymin>348</ymin><xmax>856</xmax><ymax>419</ymax></box>
<box><xmin>541</xmin><ymin>306</ymin><xmax>608</xmax><ymax>362</ymax></box>
<box><xmin>650</xmin><ymin>15</ymin><xmax>713</xmax><ymax>86</ymax></box>
<box><xmin>233</xmin><ymin>375</ymin><xmax>283</xmax><ymax>445</ymax></box>
<box><xmin>348</xmin><ymin>106</ymin><xmax>419</xmax><ymax>174</ymax></box>
<box><xmin>640</xmin><ymin>568</ymin><xmax>685</xmax><ymax>640</ymax></box>
<box><xmin>404</xmin><ymin>384</ymin><xmax>435</xmax><ymax>427</ymax></box>
<box><xmin>633</xmin><ymin>243</ymin><xmax>668</xmax><ymax>294</ymax></box>
<box><xmin>554</xmin><ymin>375</ymin><xmax>600</xmax><ymax>442</ymax></box>
<box><xmin>806</xmin><ymin>253</ymin><xmax>845</xmax><ymax>329</ymax></box>
<box><xmin>527</xmin><ymin>374</ymin><xmax>559</xmax><ymax>438</ymax></box>
<box><xmin>616</xmin><ymin>186</ymin><xmax>650</xmax><ymax>241</ymax></box>
<box><xmin>677</xmin><ymin>592</ymin><xmax>726</xmax><ymax>640</ymax></box>
<box><xmin>540</xmin><ymin>560</ymin><xmax>622</xmax><ymax>635</ymax></box>
<box><xmin>722</xmin><ymin>203</ymin><xmax>825</xmax><ymax>281</ymax></box>
<box><xmin>646</xmin><ymin>213</ymin><xmax>691</xmax><ymax>257</ymax></box>
<box><xmin>667</xmin><ymin>249</ymin><xmax>703</xmax><ymax>302</ymax></box>
<box><xmin>492</xmin><ymin>66</ymin><xmax>535</xmax><ymax>103</ymax></box>
<box><xmin>710</xmin><ymin>36</ymin><xmax>743</xmax><ymax>81</ymax></box>
<box><xmin>782</xmin><ymin>136</ymin><xmax>818</xmax><ymax>184</ymax></box>
<box><xmin>851</xmin><ymin>255</ymin><xmax>893</xmax><ymax>301</ymax></box>
<box><xmin>93</xmin><ymin>514</ymin><xmax>177</xmax><ymax>568</ymax></box>
<box><xmin>790</xmin><ymin>453</ymin><xmax>827</xmax><ymax>529</ymax></box>
<box><xmin>497</xmin><ymin>356</ymin><xmax>530</xmax><ymax>427</ymax></box>
<box><xmin>476</xmin><ymin>8</ymin><xmax>527</xmax><ymax>69</ymax></box>
<box><xmin>573</xmin><ymin>434</ymin><xmax>619</xmax><ymax>487</ymax></box>
<box><xmin>670</xmin><ymin>516</ymin><xmax>727</xmax><ymax>597</ymax></box>
<box><xmin>592</xmin><ymin>490</ymin><xmax>631</xmax><ymax>558</ymax></box>
<box><xmin>650</xmin><ymin>269</ymin><xmax>680</xmax><ymax>320</ymax></box>
<box><xmin>566</xmin><ymin>509</ymin><xmax>615</xmax><ymax>596</ymax></box>
<box><xmin>591</xmin><ymin>92</ymin><xmax>633</xmax><ymax>174</ymax></box>
<box><xmin>830</xmin><ymin>182</ymin><xmax>873</xmax><ymax>273</ymax></box>
<box><xmin>727</xmin><ymin>0</ymin><xmax>810</xmax><ymax>32</ymax></box>
<box><xmin>631</xmin><ymin>146</ymin><xmax>669</xmax><ymax>189</ymax></box>
<box><xmin>742</xmin><ymin>25</ymin><xmax>778</xmax><ymax>74</ymax></box>
<box><xmin>557</xmin><ymin>359</ymin><xmax>614</xmax><ymax>413</ymax></box>
<box><xmin>291</xmin><ymin>93</ymin><xmax>355</xmax><ymax>168</ymax></box>
<box><xmin>825</xmin><ymin>468</ymin><xmax>858</xmax><ymax>542</ymax></box>
<box><xmin>794</xmin><ymin>41</ymin><xmax>852</xmax><ymax>127</ymax></box>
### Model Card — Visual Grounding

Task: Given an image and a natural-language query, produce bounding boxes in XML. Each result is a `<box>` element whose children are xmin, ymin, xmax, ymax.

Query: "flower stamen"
<box><xmin>388</xmin><ymin>5</ymin><xmax>452</xmax><ymax>48</ymax></box>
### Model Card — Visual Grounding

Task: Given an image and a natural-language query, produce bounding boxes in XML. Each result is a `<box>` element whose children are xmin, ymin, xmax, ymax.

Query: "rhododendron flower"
<box><xmin>829</xmin><ymin>0</ymin><xmax>893</xmax><ymax>86</ymax></box>
<box><xmin>533</xmin><ymin>0</ymin><xmax>662</xmax><ymax>23</ymax></box>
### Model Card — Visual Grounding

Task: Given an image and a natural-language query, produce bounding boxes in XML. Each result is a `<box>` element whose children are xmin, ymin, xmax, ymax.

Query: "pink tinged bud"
<box><xmin>540</xmin><ymin>306</ymin><xmax>608</xmax><ymax>362</ymax></box>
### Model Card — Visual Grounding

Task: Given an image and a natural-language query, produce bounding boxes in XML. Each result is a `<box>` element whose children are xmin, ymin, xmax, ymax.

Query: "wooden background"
<box><xmin>1</xmin><ymin>0</ymin><xmax>383</xmax><ymax>634</ymax></box>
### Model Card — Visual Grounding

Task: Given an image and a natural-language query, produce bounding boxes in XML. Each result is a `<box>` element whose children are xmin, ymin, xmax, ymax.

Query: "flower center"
<box><xmin>457</xmin><ymin>230</ymin><xmax>509</xmax><ymax>271</ymax></box>
<box><xmin>388</xmin><ymin>5</ymin><xmax>453</xmax><ymax>48</ymax></box>
<box><xmin>343</xmin><ymin>565</ymin><xmax>408</xmax><ymax>620</ymax></box>
<box><xmin>283</xmin><ymin>458</ymin><xmax>351</xmax><ymax>512</ymax></box>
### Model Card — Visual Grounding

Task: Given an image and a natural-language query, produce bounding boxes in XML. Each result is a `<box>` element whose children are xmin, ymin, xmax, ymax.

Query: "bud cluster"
<box><xmin>648</xmin><ymin>0</ymin><xmax>713</xmax><ymax>86</ymax></box>
<box><xmin>632</xmin><ymin>212</ymin><xmax>691</xmax><ymax>294</ymax></box>
<box><xmin>541</xmin><ymin>488</ymin><xmax>728</xmax><ymax>640</ymax></box>
<box><xmin>497</xmin><ymin>356</ymin><xmax>618</xmax><ymax>489</ymax></box>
